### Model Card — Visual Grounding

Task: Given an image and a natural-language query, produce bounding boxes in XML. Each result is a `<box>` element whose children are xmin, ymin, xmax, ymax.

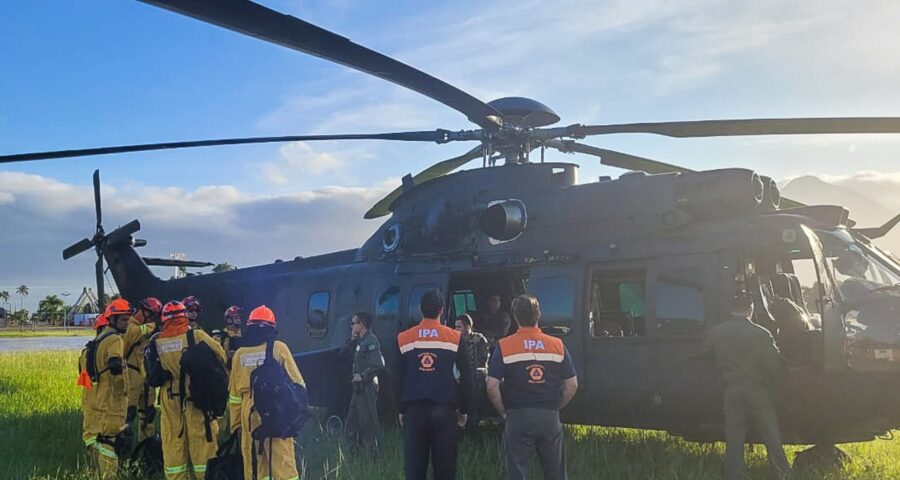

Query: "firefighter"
<box><xmin>155</xmin><ymin>300</ymin><xmax>226</xmax><ymax>479</ymax></box>
<box><xmin>77</xmin><ymin>299</ymin><xmax>133</xmax><ymax>478</ymax></box>
<box><xmin>228</xmin><ymin>305</ymin><xmax>306</xmax><ymax>480</ymax></box>
<box><xmin>123</xmin><ymin>296</ymin><xmax>162</xmax><ymax>443</ymax></box>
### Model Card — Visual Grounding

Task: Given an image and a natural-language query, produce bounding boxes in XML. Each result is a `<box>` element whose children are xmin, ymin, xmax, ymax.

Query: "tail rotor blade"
<box><xmin>93</xmin><ymin>170</ymin><xmax>102</xmax><ymax>230</ymax></box>
<box><xmin>96</xmin><ymin>256</ymin><xmax>106</xmax><ymax>313</ymax></box>
<box><xmin>63</xmin><ymin>238</ymin><xmax>94</xmax><ymax>260</ymax></box>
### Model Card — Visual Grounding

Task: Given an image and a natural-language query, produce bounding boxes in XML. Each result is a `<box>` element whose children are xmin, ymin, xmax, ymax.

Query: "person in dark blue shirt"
<box><xmin>395</xmin><ymin>288</ymin><xmax>474</xmax><ymax>480</ymax></box>
<box><xmin>487</xmin><ymin>294</ymin><xmax>578</xmax><ymax>480</ymax></box>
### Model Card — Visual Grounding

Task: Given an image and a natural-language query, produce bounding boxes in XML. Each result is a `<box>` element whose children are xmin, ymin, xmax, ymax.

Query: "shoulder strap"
<box><xmin>265</xmin><ymin>339</ymin><xmax>275</xmax><ymax>365</ymax></box>
<box><xmin>187</xmin><ymin>328</ymin><xmax>196</xmax><ymax>348</ymax></box>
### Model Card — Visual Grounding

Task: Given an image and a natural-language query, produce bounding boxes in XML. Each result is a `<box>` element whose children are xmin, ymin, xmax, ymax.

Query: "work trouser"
<box><xmin>160</xmin><ymin>389</ymin><xmax>219</xmax><ymax>479</ymax></box>
<box><xmin>723</xmin><ymin>383</ymin><xmax>791</xmax><ymax>480</ymax></box>
<box><xmin>83</xmin><ymin>432</ymin><xmax>119</xmax><ymax>479</ymax></box>
<box><xmin>402</xmin><ymin>401</ymin><xmax>459</xmax><ymax>480</ymax></box>
<box><xmin>503</xmin><ymin>408</ymin><xmax>567</xmax><ymax>480</ymax></box>
<box><xmin>127</xmin><ymin>385</ymin><xmax>158</xmax><ymax>444</ymax></box>
<box><xmin>346</xmin><ymin>381</ymin><xmax>380</xmax><ymax>452</ymax></box>
<box><xmin>239</xmin><ymin>400</ymin><xmax>299</xmax><ymax>480</ymax></box>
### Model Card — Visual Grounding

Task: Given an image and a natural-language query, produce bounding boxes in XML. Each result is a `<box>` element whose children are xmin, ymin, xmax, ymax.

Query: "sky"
<box><xmin>3</xmin><ymin>0</ymin><xmax>900</xmax><ymax>311</ymax></box>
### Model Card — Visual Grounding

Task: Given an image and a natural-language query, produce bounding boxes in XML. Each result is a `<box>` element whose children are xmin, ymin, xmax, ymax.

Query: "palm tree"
<box><xmin>0</xmin><ymin>291</ymin><xmax>9</xmax><ymax>311</ymax></box>
<box><xmin>16</xmin><ymin>285</ymin><xmax>28</xmax><ymax>311</ymax></box>
<box><xmin>38</xmin><ymin>295</ymin><xmax>65</xmax><ymax>325</ymax></box>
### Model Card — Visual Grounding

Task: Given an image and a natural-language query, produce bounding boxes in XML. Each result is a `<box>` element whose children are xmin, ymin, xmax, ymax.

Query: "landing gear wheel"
<box><xmin>325</xmin><ymin>415</ymin><xmax>344</xmax><ymax>437</ymax></box>
<box><xmin>792</xmin><ymin>444</ymin><xmax>849</xmax><ymax>474</ymax></box>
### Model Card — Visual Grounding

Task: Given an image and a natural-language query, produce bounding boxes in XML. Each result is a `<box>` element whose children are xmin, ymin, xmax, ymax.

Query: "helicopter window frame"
<box><xmin>529</xmin><ymin>275</ymin><xmax>576</xmax><ymax>336</ymax></box>
<box><xmin>376</xmin><ymin>286</ymin><xmax>402</xmax><ymax>325</ymax></box>
<box><xmin>588</xmin><ymin>269</ymin><xmax>648</xmax><ymax>338</ymax></box>
<box><xmin>307</xmin><ymin>291</ymin><xmax>330</xmax><ymax>338</ymax></box>
<box><xmin>654</xmin><ymin>266</ymin><xmax>707</xmax><ymax>335</ymax></box>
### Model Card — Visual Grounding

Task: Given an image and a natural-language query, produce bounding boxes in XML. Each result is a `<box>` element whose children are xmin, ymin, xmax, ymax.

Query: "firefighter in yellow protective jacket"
<box><xmin>156</xmin><ymin>301</ymin><xmax>226</xmax><ymax>480</ymax></box>
<box><xmin>228</xmin><ymin>305</ymin><xmax>304</xmax><ymax>480</ymax></box>
<box><xmin>124</xmin><ymin>297</ymin><xmax>162</xmax><ymax>442</ymax></box>
<box><xmin>77</xmin><ymin>299</ymin><xmax>133</xmax><ymax>478</ymax></box>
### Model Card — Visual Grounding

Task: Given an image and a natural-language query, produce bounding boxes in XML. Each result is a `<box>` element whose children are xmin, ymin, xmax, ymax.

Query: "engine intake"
<box><xmin>480</xmin><ymin>200</ymin><xmax>527</xmax><ymax>241</ymax></box>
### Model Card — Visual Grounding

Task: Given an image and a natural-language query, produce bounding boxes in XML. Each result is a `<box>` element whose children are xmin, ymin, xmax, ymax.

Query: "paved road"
<box><xmin>0</xmin><ymin>336</ymin><xmax>88</xmax><ymax>352</ymax></box>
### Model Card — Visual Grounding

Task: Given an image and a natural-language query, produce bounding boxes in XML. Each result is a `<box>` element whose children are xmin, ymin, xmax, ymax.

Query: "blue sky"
<box><xmin>3</xmin><ymin>0</ymin><xmax>900</xmax><ymax>311</ymax></box>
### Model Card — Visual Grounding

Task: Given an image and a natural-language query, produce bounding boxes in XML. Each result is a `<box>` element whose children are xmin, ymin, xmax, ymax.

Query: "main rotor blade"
<box><xmin>569</xmin><ymin>118</ymin><xmax>900</xmax><ymax>138</ymax></box>
<box><xmin>138</xmin><ymin>0</ymin><xmax>503</xmax><ymax>130</ymax></box>
<box><xmin>0</xmin><ymin>131</ymin><xmax>463</xmax><ymax>163</ymax></box>
<box><xmin>63</xmin><ymin>238</ymin><xmax>93</xmax><ymax>260</ymax></box>
<box><xmin>93</xmin><ymin>169</ymin><xmax>102</xmax><ymax>229</ymax></box>
<box><xmin>365</xmin><ymin>145</ymin><xmax>484</xmax><ymax>219</ymax></box>
<box><xmin>142</xmin><ymin>257</ymin><xmax>214</xmax><ymax>268</ymax></box>
<box><xmin>547</xmin><ymin>140</ymin><xmax>808</xmax><ymax>209</ymax></box>
<box><xmin>547</xmin><ymin>140</ymin><xmax>693</xmax><ymax>174</ymax></box>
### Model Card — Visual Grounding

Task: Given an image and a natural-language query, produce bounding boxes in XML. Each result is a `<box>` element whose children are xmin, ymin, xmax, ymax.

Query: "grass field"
<box><xmin>3</xmin><ymin>350</ymin><xmax>900</xmax><ymax>479</ymax></box>
<box><xmin>0</xmin><ymin>328</ymin><xmax>94</xmax><ymax>338</ymax></box>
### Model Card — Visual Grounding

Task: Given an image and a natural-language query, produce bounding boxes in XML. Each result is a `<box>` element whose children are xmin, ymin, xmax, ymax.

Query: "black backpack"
<box><xmin>131</xmin><ymin>434</ymin><xmax>164</xmax><ymax>476</ymax></box>
<box><xmin>179</xmin><ymin>329</ymin><xmax>229</xmax><ymax>441</ymax></box>
<box><xmin>249</xmin><ymin>339</ymin><xmax>311</xmax><ymax>441</ymax></box>
<box><xmin>206</xmin><ymin>431</ymin><xmax>244</xmax><ymax>480</ymax></box>
<box><xmin>80</xmin><ymin>330</ymin><xmax>116</xmax><ymax>382</ymax></box>
<box><xmin>143</xmin><ymin>333</ymin><xmax>171</xmax><ymax>388</ymax></box>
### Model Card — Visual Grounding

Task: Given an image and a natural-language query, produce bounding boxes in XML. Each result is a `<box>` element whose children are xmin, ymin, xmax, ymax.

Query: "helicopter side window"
<box><xmin>655</xmin><ymin>267</ymin><xmax>705</xmax><ymax>334</ymax></box>
<box><xmin>376</xmin><ymin>286</ymin><xmax>401</xmax><ymax>325</ymax></box>
<box><xmin>307</xmin><ymin>291</ymin><xmax>330</xmax><ymax>338</ymax></box>
<box><xmin>530</xmin><ymin>276</ymin><xmax>575</xmax><ymax>336</ymax></box>
<box><xmin>451</xmin><ymin>290</ymin><xmax>477</xmax><ymax>319</ymax></box>
<box><xmin>589</xmin><ymin>270</ymin><xmax>646</xmax><ymax>337</ymax></box>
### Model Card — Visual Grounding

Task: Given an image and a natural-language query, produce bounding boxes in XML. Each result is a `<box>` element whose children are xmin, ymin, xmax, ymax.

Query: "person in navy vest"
<box><xmin>487</xmin><ymin>294</ymin><xmax>579</xmax><ymax>480</ymax></box>
<box><xmin>395</xmin><ymin>288</ymin><xmax>475</xmax><ymax>480</ymax></box>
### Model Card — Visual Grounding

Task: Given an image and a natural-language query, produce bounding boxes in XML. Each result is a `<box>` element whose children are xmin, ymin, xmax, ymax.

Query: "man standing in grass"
<box><xmin>487</xmin><ymin>295</ymin><xmax>579</xmax><ymax>480</ymax></box>
<box><xmin>77</xmin><ymin>299</ymin><xmax>134</xmax><ymax>479</ymax></box>
<box><xmin>124</xmin><ymin>297</ymin><xmax>162</xmax><ymax>443</ymax></box>
<box><xmin>346</xmin><ymin>311</ymin><xmax>384</xmax><ymax>453</ymax></box>
<box><xmin>707</xmin><ymin>293</ymin><xmax>791</xmax><ymax>480</ymax></box>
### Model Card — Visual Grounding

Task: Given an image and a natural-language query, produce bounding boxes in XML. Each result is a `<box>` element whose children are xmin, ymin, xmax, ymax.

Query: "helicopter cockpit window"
<box><xmin>376</xmin><ymin>286</ymin><xmax>401</xmax><ymax>325</ymax></box>
<box><xmin>656</xmin><ymin>267</ymin><xmax>705</xmax><ymax>334</ymax></box>
<box><xmin>307</xmin><ymin>291</ymin><xmax>330</xmax><ymax>337</ymax></box>
<box><xmin>589</xmin><ymin>270</ymin><xmax>646</xmax><ymax>338</ymax></box>
<box><xmin>817</xmin><ymin>229</ymin><xmax>900</xmax><ymax>304</ymax></box>
<box><xmin>530</xmin><ymin>276</ymin><xmax>575</xmax><ymax>336</ymax></box>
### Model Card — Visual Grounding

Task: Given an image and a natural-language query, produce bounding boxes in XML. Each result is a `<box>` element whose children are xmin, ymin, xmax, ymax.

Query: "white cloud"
<box><xmin>0</xmin><ymin>172</ymin><xmax>395</xmax><ymax>311</ymax></box>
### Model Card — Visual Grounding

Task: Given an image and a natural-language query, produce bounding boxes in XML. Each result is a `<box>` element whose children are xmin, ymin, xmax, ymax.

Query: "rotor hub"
<box><xmin>487</xmin><ymin>97</ymin><xmax>560</xmax><ymax>128</ymax></box>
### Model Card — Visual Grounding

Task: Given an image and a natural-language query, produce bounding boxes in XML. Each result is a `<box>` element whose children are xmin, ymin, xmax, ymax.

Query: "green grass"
<box><xmin>0</xmin><ymin>328</ymin><xmax>94</xmax><ymax>338</ymax></box>
<box><xmin>3</xmin><ymin>350</ymin><xmax>900</xmax><ymax>479</ymax></box>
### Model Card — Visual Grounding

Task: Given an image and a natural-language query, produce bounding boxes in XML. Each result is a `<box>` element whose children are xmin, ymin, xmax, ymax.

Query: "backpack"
<box><xmin>206</xmin><ymin>431</ymin><xmax>244</xmax><ymax>480</ymax></box>
<box><xmin>249</xmin><ymin>339</ymin><xmax>311</xmax><ymax>441</ymax></box>
<box><xmin>143</xmin><ymin>334</ymin><xmax>171</xmax><ymax>388</ymax></box>
<box><xmin>179</xmin><ymin>329</ymin><xmax>229</xmax><ymax>441</ymax></box>
<box><xmin>79</xmin><ymin>330</ymin><xmax>116</xmax><ymax>383</ymax></box>
<box><xmin>131</xmin><ymin>434</ymin><xmax>164</xmax><ymax>476</ymax></box>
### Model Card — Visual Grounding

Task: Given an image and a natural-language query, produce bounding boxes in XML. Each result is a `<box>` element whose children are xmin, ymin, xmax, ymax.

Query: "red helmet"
<box><xmin>224</xmin><ymin>305</ymin><xmax>242</xmax><ymax>321</ymax></box>
<box><xmin>105</xmin><ymin>298</ymin><xmax>134</xmax><ymax>317</ymax></box>
<box><xmin>161</xmin><ymin>301</ymin><xmax>188</xmax><ymax>324</ymax></box>
<box><xmin>139</xmin><ymin>297</ymin><xmax>163</xmax><ymax>315</ymax></box>
<box><xmin>248</xmin><ymin>305</ymin><xmax>276</xmax><ymax>326</ymax></box>
<box><xmin>182</xmin><ymin>295</ymin><xmax>201</xmax><ymax>314</ymax></box>
<box><xmin>94</xmin><ymin>314</ymin><xmax>109</xmax><ymax>330</ymax></box>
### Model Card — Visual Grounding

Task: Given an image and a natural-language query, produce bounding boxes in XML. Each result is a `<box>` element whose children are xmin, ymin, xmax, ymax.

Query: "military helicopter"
<box><xmin>5</xmin><ymin>0</ymin><xmax>900</xmax><ymax>462</ymax></box>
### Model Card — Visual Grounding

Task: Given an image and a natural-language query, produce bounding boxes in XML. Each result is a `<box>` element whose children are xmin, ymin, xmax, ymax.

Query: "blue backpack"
<box><xmin>249</xmin><ymin>340</ymin><xmax>311</xmax><ymax>440</ymax></box>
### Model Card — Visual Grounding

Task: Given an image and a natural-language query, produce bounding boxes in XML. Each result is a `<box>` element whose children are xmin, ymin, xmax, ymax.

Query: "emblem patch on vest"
<box><xmin>418</xmin><ymin>352</ymin><xmax>436</xmax><ymax>372</ymax></box>
<box><xmin>527</xmin><ymin>364</ymin><xmax>545</xmax><ymax>384</ymax></box>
